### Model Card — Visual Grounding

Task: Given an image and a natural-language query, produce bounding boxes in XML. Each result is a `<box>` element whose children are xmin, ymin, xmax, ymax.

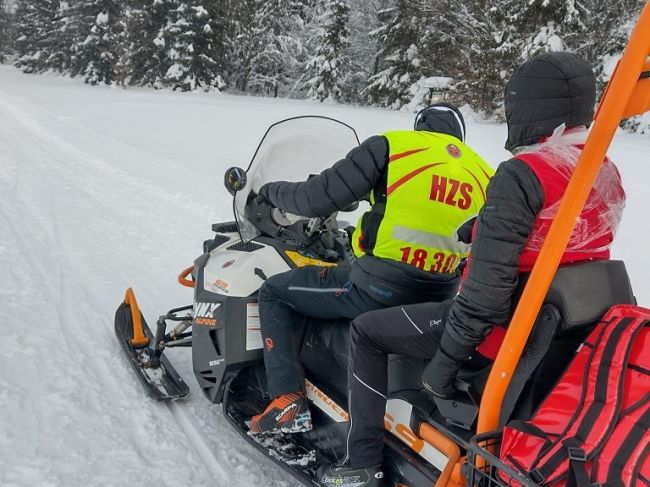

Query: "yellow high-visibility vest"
<box><xmin>352</xmin><ymin>130</ymin><xmax>494</xmax><ymax>274</ymax></box>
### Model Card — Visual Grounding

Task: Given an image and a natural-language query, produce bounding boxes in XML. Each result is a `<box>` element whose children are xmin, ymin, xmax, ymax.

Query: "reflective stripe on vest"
<box><xmin>352</xmin><ymin>130</ymin><xmax>493</xmax><ymax>274</ymax></box>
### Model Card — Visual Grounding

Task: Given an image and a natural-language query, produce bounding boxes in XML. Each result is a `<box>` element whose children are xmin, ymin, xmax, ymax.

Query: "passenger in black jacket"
<box><xmin>317</xmin><ymin>52</ymin><xmax>626</xmax><ymax>487</ymax></box>
<box><xmin>249</xmin><ymin>103</ymin><xmax>494</xmax><ymax>435</ymax></box>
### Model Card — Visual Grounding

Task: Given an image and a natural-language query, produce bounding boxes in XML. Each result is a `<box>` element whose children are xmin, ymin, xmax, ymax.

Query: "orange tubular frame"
<box><xmin>477</xmin><ymin>1</ymin><xmax>650</xmax><ymax>436</ymax></box>
<box><xmin>178</xmin><ymin>265</ymin><xmax>195</xmax><ymax>288</ymax></box>
<box><xmin>419</xmin><ymin>423</ymin><xmax>461</xmax><ymax>487</ymax></box>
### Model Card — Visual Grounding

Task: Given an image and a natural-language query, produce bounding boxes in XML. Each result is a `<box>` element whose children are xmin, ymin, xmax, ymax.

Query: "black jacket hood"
<box><xmin>504</xmin><ymin>52</ymin><xmax>596</xmax><ymax>152</ymax></box>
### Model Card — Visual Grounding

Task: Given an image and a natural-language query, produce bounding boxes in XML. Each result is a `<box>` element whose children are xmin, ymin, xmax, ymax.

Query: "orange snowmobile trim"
<box><xmin>477</xmin><ymin>1</ymin><xmax>650</xmax><ymax>436</ymax></box>
<box><xmin>123</xmin><ymin>288</ymin><xmax>149</xmax><ymax>347</ymax></box>
<box><xmin>418</xmin><ymin>424</ymin><xmax>461</xmax><ymax>487</ymax></box>
<box><xmin>178</xmin><ymin>266</ymin><xmax>195</xmax><ymax>288</ymax></box>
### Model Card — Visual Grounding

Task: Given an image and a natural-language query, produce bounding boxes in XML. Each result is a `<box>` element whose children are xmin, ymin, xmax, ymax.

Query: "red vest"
<box><xmin>475</xmin><ymin>147</ymin><xmax>625</xmax><ymax>360</ymax></box>
<box><xmin>516</xmin><ymin>150</ymin><xmax>624</xmax><ymax>272</ymax></box>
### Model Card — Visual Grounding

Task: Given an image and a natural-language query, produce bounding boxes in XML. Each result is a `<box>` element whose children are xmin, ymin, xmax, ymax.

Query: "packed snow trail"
<box><xmin>0</xmin><ymin>66</ymin><xmax>648</xmax><ymax>487</ymax></box>
<box><xmin>0</xmin><ymin>68</ymin><xmax>297</xmax><ymax>487</ymax></box>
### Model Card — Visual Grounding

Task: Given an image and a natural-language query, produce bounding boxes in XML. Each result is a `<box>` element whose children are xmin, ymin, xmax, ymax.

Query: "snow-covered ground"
<box><xmin>0</xmin><ymin>65</ymin><xmax>648</xmax><ymax>487</ymax></box>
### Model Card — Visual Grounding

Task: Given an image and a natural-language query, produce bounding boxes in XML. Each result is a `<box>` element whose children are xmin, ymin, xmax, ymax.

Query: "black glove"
<box><xmin>422</xmin><ymin>349</ymin><xmax>462</xmax><ymax>398</ymax></box>
<box><xmin>258</xmin><ymin>183</ymin><xmax>272</xmax><ymax>200</ymax></box>
<box><xmin>246</xmin><ymin>189</ymin><xmax>272</xmax><ymax>208</ymax></box>
<box><xmin>422</xmin><ymin>332</ymin><xmax>474</xmax><ymax>398</ymax></box>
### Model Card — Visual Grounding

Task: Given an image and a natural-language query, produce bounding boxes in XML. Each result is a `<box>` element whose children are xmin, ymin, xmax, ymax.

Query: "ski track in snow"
<box><xmin>0</xmin><ymin>65</ymin><xmax>649</xmax><ymax>487</ymax></box>
<box><xmin>0</xmin><ymin>69</ymin><xmax>295</xmax><ymax>487</ymax></box>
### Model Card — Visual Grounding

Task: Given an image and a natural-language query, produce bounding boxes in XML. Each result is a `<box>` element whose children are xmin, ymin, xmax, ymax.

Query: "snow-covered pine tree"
<box><xmin>46</xmin><ymin>0</ymin><xmax>78</xmax><ymax>73</ymax></box>
<box><xmin>13</xmin><ymin>0</ymin><xmax>60</xmax><ymax>73</ymax></box>
<box><xmin>563</xmin><ymin>0</ymin><xmax>644</xmax><ymax>89</ymax></box>
<box><xmin>121</xmin><ymin>0</ymin><xmax>170</xmax><ymax>87</ymax></box>
<box><xmin>253</xmin><ymin>0</ymin><xmax>309</xmax><ymax>97</ymax></box>
<box><xmin>71</xmin><ymin>0</ymin><xmax>123</xmax><ymax>84</ymax></box>
<box><xmin>0</xmin><ymin>0</ymin><xmax>9</xmax><ymax>62</ymax></box>
<box><xmin>163</xmin><ymin>0</ymin><xmax>226</xmax><ymax>91</ymax></box>
<box><xmin>224</xmin><ymin>0</ymin><xmax>306</xmax><ymax>96</ymax></box>
<box><xmin>366</xmin><ymin>0</ymin><xmax>425</xmax><ymax>109</ymax></box>
<box><xmin>303</xmin><ymin>0</ymin><xmax>350</xmax><ymax>102</ymax></box>
<box><xmin>412</xmin><ymin>0</ymin><xmax>520</xmax><ymax>116</ymax></box>
<box><xmin>343</xmin><ymin>0</ymin><xmax>390</xmax><ymax>103</ymax></box>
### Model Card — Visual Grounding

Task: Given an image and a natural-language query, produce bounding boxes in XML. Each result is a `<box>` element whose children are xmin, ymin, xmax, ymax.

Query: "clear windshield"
<box><xmin>234</xmin><ymin>116</ymin><xmax>360</xmax><ymax>242</ymax></box>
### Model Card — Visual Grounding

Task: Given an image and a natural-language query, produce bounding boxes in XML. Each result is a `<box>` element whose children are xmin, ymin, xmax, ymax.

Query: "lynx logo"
<box><xmin>209</xmin><ymin>358</ymin><xmax>224</xmax><ymax>367</ymax></box>
<box><xmin>193</xmin><ymin>302</ymin><xmax>221</xmax><ymax>327</ymax></box>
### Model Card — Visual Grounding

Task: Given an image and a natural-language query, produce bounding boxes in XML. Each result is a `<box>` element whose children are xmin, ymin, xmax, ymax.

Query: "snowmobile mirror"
<box><xmin>224</xmin><ymin>167</ymin><xmax>247</xmax><ymax>195</ymax></box>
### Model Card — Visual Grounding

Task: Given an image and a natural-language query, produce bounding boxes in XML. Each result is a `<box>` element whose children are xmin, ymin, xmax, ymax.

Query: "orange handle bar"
<box><xmin>477</xmin><ymin>1</ymin><xmax>650</xmax><ymax>435</ymax></box>
<box><xmin>178</xmin><ymin>266</ymin><xmax>195</xmax><ymax>288</ymax></box>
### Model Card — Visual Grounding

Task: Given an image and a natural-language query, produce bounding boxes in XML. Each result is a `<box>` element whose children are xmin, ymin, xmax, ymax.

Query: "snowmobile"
<box><xmin>115</xmin><ymin>114</ymin><xmax>498</xmax><ymax>486</ymax></box>
<box><xmin>115</xmin><ymin>5</ymin><xmax>650</xmax><ymax>485</ymax></box>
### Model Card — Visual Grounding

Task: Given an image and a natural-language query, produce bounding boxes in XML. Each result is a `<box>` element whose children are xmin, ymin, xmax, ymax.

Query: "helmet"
<box><xmin>504</xmin><ymin>52</ymin><xmax>596</xmax><ymax>152</ymax></box>
<box><xmin>414</xmin><ymin>102</ymin><xmax>466</xmax><ymax>142</ymax></box>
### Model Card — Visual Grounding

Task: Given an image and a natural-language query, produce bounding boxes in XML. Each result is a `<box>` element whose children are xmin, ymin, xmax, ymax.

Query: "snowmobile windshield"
<box><xmin>234</xmin><ymin>116</ymin><xmax>360</xmax><ymax>242</ymax></box>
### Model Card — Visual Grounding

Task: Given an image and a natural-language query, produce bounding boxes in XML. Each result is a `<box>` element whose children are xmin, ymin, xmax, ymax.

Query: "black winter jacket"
<box><xmin>259</xmin><ymin>135</ymin><xmax>461</xmax><ymax>305</ymax></box>
<box><xmin>440</xmin><ymin>159</ymin><xmax>544</xmax><ymax>358</ymax></box>
<box><xmin>439</xmin><ymin>51</ymin><xmax>595</xmax><ymax>360</ymax></box>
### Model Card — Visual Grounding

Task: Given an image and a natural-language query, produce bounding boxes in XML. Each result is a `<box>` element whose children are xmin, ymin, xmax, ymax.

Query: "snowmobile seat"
<box><xmin>498</xmin><ymin>259</ymin><xmax>635</xmax><ymax>424</ymax></box>
<box><xmin>388</xmin><ymin>260</ymin><xmax>635</xmax><ymax>439</ymax></box>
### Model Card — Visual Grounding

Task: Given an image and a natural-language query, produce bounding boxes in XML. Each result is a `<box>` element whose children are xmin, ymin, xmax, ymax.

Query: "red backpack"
<box><xmin>500</xmin><ymin>304</ymin><xmax>650</xmax><ymax>487</ymax></box>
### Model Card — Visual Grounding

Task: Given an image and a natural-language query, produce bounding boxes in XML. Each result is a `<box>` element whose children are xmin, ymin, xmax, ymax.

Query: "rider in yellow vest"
<box><xmin>249</xmin><ymin>103</ymin><xmax>494</xmax><ymax>435</ymax></box>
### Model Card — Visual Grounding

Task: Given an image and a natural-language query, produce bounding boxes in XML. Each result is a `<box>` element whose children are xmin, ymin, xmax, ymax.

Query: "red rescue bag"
<box><xmin>499</xmin><ymin>304</ymin><xmax>650</xmax><ymax>487</ymax></box>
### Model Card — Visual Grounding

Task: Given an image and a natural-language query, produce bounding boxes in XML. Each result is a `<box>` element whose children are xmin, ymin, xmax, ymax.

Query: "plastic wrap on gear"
<box><xmin>515</xmin><ymin>125</ymin><xmax>626</xmax><ymax>254</ymax></box>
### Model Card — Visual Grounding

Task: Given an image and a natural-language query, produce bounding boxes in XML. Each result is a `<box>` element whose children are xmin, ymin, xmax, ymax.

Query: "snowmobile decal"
<box><xmin>284</xmin><ymin>250</ymin><xmax>338</xmax><ymax>268</ymax></box>
<box><xmin>305</xmin><ymin>379</ymin><xmax>349</xmax><ymax>422</ymax></box>
<box><xmin>193</xmin><ymin>302</ymin><xmax>221</xmax><ymax>326</ymax></box>
<box><xmin>385</xmin><ymin>398</ymin><xmax>451</xmax><ymax>471</ymax></box>
<box><xmin>246</xmin><ymin>303</ymin><xmax>263</xmax><ymax>351</ymax></box>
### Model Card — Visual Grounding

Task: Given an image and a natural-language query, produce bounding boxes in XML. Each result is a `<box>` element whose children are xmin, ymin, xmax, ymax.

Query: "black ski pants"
<box><xmin>345</xmin><ymin>300</ymin><xmax>455</xmax><ymax>468</ymax></box>
<box><xmin>259</xmin><ymin>265</ymin><xmax>387</xmax><ymax>398</ymax></box>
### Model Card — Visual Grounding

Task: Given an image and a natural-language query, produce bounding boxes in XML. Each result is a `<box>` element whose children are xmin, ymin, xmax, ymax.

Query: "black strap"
<box><xmin>534</xmin><ymin>320</ymin><xmax>630</xmax><ymax>479</ymax></box>
<box><xmin>639</xmin><ymin>472</ymin><xmax>650</xmax><ymax>487</ymax></box>
<box><xmin>565</xmin><ymin>438</ymin><xmax>590</xmax><ymax>487</ymax></box>
<box><xmin>535</xmin><ymin>317</ymin><xmax>639</xmax><ymax>481</ymax></box>
<box><xmin>606</xmin><ymin>402</ymin><xmax>650</xmax><ymax>484</ymax></box>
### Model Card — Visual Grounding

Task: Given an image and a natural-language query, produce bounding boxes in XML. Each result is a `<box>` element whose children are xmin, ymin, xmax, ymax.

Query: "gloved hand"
<box><xmin>246</xmin><ymin>190</ymin><xmax>272</xmax><ymax>208</ymax></box>
<box><xmin>423</xmin><ymin>332</ymin><xmax>474</xmax><ymax>398</ymax></box>
<box><xmin>422</xmin><ymin>349</ymin><xmax>463</xmax><ymax>398</ymax></box>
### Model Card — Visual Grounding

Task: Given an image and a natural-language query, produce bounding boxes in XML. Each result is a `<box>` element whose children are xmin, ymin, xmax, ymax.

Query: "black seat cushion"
<box><xmin>515</xmin><ymin>260</ymin><xmax>635</xmax><ymax>334</ymax></box>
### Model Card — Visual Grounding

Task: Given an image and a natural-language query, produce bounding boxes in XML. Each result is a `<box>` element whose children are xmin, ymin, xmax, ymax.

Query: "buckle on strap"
<box><xmin>567</xmin><ymin>446</ymin><xmax>587</xmax><ymax>462</ymax></box>
<box><xmin>530</xmin><ymin>469</ymin><xmax>545</xmax><ymax>483</ymax></box>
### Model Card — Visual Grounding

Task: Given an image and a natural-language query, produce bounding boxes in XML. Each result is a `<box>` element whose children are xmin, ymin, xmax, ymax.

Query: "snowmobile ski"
<box><xmin>115</xmin><ymin>288</ymin><xmax>190</xmax><ymax>401</ymax></box>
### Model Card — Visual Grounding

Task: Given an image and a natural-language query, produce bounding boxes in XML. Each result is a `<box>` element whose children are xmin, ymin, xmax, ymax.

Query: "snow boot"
<box><xmin>317</xmin><ymin>463</ymin><xmax>386</xmax><ymax>487</ymax></box>
<box><xmin>249</xmin><ymin>392</ymin><xmax>312</xmax><ymax>434</ymax></box>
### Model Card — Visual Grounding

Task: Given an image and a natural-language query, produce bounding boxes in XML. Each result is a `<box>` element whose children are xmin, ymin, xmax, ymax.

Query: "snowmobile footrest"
<box><xmin>115</xmin><ymin>301</ymin><xmax>190</xmax><ymax>401</ymax></box>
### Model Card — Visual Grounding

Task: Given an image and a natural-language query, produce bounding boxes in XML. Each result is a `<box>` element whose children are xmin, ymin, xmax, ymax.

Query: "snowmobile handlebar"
<box><xmin>178</xmin><ymin>266</ymin><xmax>194</xmax><ymax>288</ymax></box>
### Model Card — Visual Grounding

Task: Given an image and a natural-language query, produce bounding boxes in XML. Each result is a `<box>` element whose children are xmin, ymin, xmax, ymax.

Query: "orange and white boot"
<box><xmin>249</xmin><ymin>392</ymin><xmax>312</xmax><ymax>434</ymax></box>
